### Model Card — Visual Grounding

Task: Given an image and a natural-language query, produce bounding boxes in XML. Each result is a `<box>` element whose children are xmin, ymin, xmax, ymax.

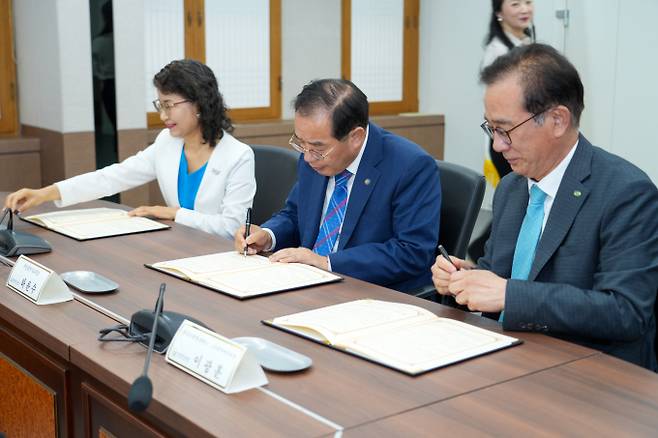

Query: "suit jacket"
<box><xmin>55</xmin><ymin>129</ymin><xmax>256</xmax><ymax>240</ymax></box>
<box><xmin>480</xmin><ymin>134</ymin><xmax>658</xmax><ymax>370</ymax></box>
<box><xmin>262</xmin><ymin>123</ymin><xmax>441</xmax><ymax>292</ymax></box>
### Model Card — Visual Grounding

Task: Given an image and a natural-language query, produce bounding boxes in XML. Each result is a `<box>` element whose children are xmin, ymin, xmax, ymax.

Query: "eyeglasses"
<box><xmin>289</xmin><ymin>134</ymin><xmax>336</xmax><ymax>160</ymax></box>
<box><xmin>152</xmin><ymin>99</ymin><xmax>190</xmax><ymax>113</ymax></box>
<box><xmin>480</xmin><ymin>110</ymin><xmax>545</xmax><ymax>145</ymax></box>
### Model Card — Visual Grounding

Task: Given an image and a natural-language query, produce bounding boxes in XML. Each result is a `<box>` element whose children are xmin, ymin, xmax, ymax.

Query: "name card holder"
<box><xmin>166</xmin><ymin>320</ymin><xmax>268</xmax><ymax>394</ymax></box>
<box><xmin>6</xmin><ymin>255</ymin><xmax>73</xmax><ymax>305</ymax></box>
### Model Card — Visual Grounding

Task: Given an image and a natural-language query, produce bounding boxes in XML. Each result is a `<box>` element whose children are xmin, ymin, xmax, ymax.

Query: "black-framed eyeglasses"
<box><xmin>480</xmin><ymin>110</ymin><xmax>545</xmax><ymax>145</ymax></box>
<box><xmin>288</xmin><ymin>134</ymin><xmax>336</xmax><ymax>160</ymax></box>
<box><xmin>152</xmin><ymin>99</ymin><xmax>190</xmax><ymax>113</ymax></box>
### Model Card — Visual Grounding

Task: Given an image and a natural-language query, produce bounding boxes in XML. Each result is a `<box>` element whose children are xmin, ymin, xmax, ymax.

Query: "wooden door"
<box><xmin>0</xmin><ymin>0</ymin><xmax>18</xmax><ymax>135</ymax></box>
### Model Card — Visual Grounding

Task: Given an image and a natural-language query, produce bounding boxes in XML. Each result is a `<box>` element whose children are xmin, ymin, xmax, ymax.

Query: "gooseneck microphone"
<box><xmin>128</xmin><ymin>283</ymin><xmax>166</xmax><ymax>412</ymax></box>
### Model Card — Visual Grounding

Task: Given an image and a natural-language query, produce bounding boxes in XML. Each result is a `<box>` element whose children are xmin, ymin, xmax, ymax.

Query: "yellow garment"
<box><xmin>484</xmin><ymin>145</ymin><xmax>501</xmax><ymax>188</ymax></box>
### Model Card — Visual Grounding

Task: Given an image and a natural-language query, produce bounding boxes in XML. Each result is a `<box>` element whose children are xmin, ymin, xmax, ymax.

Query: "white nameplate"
<box><xmin>6</xmin><ymin>255</ymin><xmax>73</xmax><ymax>305</ymax></box>
<box><xmin>165</xmin><ymin>320</ymin><xmax>268</xmax><ymax>394</ymax></box>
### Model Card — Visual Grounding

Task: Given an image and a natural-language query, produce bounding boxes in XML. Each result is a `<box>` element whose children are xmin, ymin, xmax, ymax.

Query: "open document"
<box><xmin>22</xmin><ymin>207</ymin><xmax>169</xmax><ymax>240</ymax></box>
<box><xmin>265</xmin><ymin>299</ymin><xmax>521</xmax><ymax>375</ymax></box>
<box><xmin>148</xmin><ymin>252</ymin><xmax>342</xmax><ymax>299</ymax></box>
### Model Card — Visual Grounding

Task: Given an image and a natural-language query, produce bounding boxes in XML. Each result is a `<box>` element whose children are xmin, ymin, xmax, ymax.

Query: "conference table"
<box><xmin>1</xmin><ymin>200</ymin><xmax>657</xmax><ymax>437</ymax></box>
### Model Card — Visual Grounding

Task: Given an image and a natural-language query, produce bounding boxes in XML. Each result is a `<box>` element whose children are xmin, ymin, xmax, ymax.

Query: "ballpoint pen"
<box><xmin>437</xmin><ymin>244</ymin><xmax>459</xmax><ymax>271</ymax></box>
<box><xmin>243</xmin><ymin>208</ymin><xmax>252</xmax><ymax>257</ymax></box>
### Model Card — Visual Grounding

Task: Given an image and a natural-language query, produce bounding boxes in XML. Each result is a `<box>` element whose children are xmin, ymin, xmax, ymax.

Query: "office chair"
<box><xmin>250</xmin><ymin>145</ymin><xmax>300</xmax><ymax>225</ymax></box>
<box><xmin>413</xmin><ymin>159</ymin><xmax>486</xmax><ymax>300</ymax></box>
<box><xmin>655</xmin><ymin>292</ymin><xmax>658</xmax><ymax>367</ymax></box>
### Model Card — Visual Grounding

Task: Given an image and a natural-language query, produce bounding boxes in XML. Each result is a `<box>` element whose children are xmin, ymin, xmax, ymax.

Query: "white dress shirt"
<box><xmin>527</xmin><ymin>139</ymin><xmax>579</xmax><ymax>233</ymax></box>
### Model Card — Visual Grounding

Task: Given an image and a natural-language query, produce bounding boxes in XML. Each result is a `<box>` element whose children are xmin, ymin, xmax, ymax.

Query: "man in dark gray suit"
<box><xmin>432</xmin><ymin>44</ymin><xmax>658</xmax><ymax>370</ymax></box>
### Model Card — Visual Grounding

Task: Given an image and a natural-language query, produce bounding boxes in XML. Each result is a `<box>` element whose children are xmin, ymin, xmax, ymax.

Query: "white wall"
<box><xmin>57</xmin><ymin>0</ymin><xmax>94</xmax><ymax>132</ymax></box>
<box><xmin>559</xmin><ymin>0</ymin><xmax>618</xmax><ymax>151</ymax></box>
<box><xmin>419</xmin><ymin>0</ymin><xmax>488</xmax><ymax>174</ymax></box>
<box><xmin>113</xmin><ymin>0</ymin><xmax>147</xmax><ymax>130</ymax></box>
<box><xmin>13</xmin><ymin>0</ymin><xmax>63</xmax><ymax>131</ymax></box>
<box><xmin>604</xmin><ymin>0</ymin><xmax>658</xmax><ymax>184</ymax></box>
<box><xmin>13</xmin><ymin>0</ymin><xmax>94</xmax><ymax>133</ymax></box>
<box><xmin>281</xmin><ymin>0</ymin><xmax>341</xmax><ymax>119</ymax></box>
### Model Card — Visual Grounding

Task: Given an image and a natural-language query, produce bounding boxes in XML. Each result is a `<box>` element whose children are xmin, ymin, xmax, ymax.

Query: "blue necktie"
<box><xmin>313</xmin><ymin>170</ymin><xmax>352</xmax><ymax>256</ymax></box>
<box><xmin>501</xmin><ymin>184</ymin><xmax>547</xmax><ymax>322</ymax></box>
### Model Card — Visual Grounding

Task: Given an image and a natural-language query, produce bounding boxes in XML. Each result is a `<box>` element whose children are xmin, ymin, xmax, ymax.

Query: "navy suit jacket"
<box><xmin>262</xmin><ymin>123</ymin><xmax>441</xmax><ymax>292</ymax></box>
<box><xmin>480</xmin><ymin>135</ymin><xmax>658</xmax><ymax>370</ymax></box>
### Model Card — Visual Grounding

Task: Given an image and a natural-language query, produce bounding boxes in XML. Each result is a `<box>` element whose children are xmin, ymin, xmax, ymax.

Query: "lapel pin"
<box><xmin>573</xmin><ymin>190</ymin><xmax>581</xmax><ymax>197</ymax></box>
<box><xmin>364</xmin><ymin>178</ymin><xmax>371</xmax><ymax>186</ymax></box>
<box><xmin>211</xmin><ymin>168</ymin><xmax>220</xmax><ymax>175</ymax></box>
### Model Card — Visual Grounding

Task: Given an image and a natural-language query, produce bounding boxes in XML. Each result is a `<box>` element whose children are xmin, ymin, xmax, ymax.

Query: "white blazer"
<box><xmin>55</xmin><ymin>129</ymin><xmax>256</xmax><ymax>240</ymax></box>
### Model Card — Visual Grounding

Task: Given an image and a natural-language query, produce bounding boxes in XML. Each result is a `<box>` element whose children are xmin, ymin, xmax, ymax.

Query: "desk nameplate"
<box><xmin>166</xmin><ymin>320</ymin><xmax>268</xmax><ymax>394</ymax></box>
<box><xmin>6</xmin><ymin>255</ymin><xmax>73</xmax><ymax>305</ymax></box>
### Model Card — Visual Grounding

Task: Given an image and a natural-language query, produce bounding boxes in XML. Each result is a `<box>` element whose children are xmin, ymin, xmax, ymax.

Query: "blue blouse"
<box><xmin>177</xmin><ymin>149</ymin><xmax>208</xmax><ymax>210</ymax></box>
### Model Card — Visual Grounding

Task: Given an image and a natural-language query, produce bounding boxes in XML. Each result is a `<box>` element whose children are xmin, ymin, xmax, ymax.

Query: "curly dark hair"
<box><xmin>153</xmin><ymin>59</ymin><xmax>233</xmax><ymax>147</ymax></box>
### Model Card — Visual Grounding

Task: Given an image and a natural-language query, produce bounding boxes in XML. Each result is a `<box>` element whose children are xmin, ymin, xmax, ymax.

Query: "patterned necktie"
<box><xmin>313</xmin><ymin>170</ymin><xmax>352</xmax><ymax>256</ymax></box>
<box><xmin>500</xmin><ymin>184</ymin><xmax>547</xmax><ymax>323</ymax></box>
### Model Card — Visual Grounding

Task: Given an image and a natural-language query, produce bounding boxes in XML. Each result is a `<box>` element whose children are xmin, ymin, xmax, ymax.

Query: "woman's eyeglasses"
<box><xmin>152</xmin><ymin>99</ymin><xmax>190</xmax><ymax>114</ymax></box>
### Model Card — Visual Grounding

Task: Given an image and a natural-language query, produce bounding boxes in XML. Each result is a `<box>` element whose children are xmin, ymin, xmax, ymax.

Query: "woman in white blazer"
<box><xmin>5</xmin><ymin>60</ymin><xmax>256</xmax><ymax>240</ymax></box>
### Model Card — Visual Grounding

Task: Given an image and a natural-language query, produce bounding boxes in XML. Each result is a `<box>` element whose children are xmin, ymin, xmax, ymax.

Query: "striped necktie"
<box><xmin>500</xmin><ymin>184</ymin><xmax>547</xmax><ymax>323</ymax></box>
<box><xmin>313</xmin><ymin>170</ymin><xmax>352</xmax><ymax>256</ymax></box>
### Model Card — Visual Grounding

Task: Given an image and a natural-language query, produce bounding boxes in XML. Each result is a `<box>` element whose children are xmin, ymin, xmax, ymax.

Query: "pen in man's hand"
<box><xmin>438</xmin><ymin>245</ymin><xmax>459</xmax><ymax>271</ymax></box>
<box><xmin>243</xmin><ymin>208</ymin><xmax>252</xmax><ymax>257</ymax></box>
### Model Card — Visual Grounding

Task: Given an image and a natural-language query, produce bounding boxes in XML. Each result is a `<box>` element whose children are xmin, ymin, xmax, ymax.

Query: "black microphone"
<box><xmin>128</xmin><ymin>283</ymin><xmax>166</xmax><ymax>412</ymax></box>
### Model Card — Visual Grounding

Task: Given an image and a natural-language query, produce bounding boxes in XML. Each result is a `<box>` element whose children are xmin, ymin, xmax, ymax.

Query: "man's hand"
<box><xmin>448</xmin><ymin>270</ymin><xmax>507</xmax><ymax>312</ymax></box>
<box><xmin>4</xmin><ymin>185</ymin><xmax>61</xmax><ymax>213</ymax></box>
<box><xmin>270</xmin><ymin>247</ymin><xmax>329</xmax><ymax>270</ymax></box>
<box><xmin>128</xmin><ymin>205</ymin><xmax>179</xmax><ymax>220</ymax></box>
<box><xmin>234</xmin><ymin>225</ymin><xmax>272</xmax><ymax>255</ymax></box>
<box><xmin>431</xmin><ymin>254</ymin><xmax>475</xmax><ymax>295</ymax></box>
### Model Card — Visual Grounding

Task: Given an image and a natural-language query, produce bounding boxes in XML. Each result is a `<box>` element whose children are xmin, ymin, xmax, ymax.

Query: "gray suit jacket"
<box><xmin>479</xmin><ymin>135</ymin><xmax>658</xmax><ymax>370</ymax></box>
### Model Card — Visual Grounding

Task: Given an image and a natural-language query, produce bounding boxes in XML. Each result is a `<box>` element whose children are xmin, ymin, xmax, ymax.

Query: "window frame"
<box><xmin>341</xmin><ymin>0</ymin><xmax>419</xmax><ymax>115</ymax></box>
<box><xmin>147</xmin><ymin>0</ymin><xmax>281</xmax><ymax>128</ymax></box>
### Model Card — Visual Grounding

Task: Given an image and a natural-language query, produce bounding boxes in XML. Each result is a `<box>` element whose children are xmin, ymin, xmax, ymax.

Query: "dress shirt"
<box><xmin>527</xmin><ymin>139</ymin><xmax>579</xmax><ymax>233</ymax></box>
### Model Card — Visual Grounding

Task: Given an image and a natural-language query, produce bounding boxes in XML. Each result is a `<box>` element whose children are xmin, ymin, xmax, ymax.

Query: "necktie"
<box><xmin>500</xmin><ymin>184</ymin><xmax>547</xmax><ymax>322</ymax></box>
<box><xmin>313</xmin><ymin>170</ymin><xmax>352</xmax><ymax>256</ymax></box>
<box><xmin>511</xmin><ymin>184</ymin><xmax>547</xmax><ymax>280</ymax></box>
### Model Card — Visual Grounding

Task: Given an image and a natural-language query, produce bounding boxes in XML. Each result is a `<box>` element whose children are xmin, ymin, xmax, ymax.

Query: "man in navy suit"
<box><xmin>235</xmin><ymin>79</ymin><xmax>441</xmax><ymax>292</ymax></box>
<box><xmin>432</xmin><ymin>44</ymin><xmax>658</xmax><ymax>370</ymax></box>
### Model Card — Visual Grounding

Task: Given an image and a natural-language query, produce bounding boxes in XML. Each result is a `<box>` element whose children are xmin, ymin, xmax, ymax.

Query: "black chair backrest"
<box><xmin>655</xmin><ymin>292</ymin><xmax>658</xmax><ymax>366</ymax></box>
<box><xmin>250</xmin><ymin>145</ymin><xmax>300</xmax><ymax>225</ymax></box>
<box><xmin>436</xmin><ymin>160</ymin><xmax>486</xmax><ymax>259</ymax></box>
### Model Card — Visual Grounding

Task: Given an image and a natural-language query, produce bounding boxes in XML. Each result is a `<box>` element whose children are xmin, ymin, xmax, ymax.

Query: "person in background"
<box><xmin>482</xmin><ymin>0</ymin><xmax>536</xmax><ymax>71</ymax></box>
<box><xmin>470</xmin><ymin>0</ymin><xmax>536</xmax><ymax>261</ymax></box>
<box><xmin>432</xmin><ymin>44</ymin><xmax>658</xmax><ymax>370</ymax></box>
<box><xmin>234</xmin><ymin>79</ymin><xmax>441</xmax><ymax>293</ymax></box>
<box><xmin>5</xmin><ymin>59</ymin><xmax>256</xmax><ymax>240</ymax></box>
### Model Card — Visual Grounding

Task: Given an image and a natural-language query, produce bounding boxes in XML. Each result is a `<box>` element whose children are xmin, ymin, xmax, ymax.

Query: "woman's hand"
<box><xmin>128</xmin><ymin>205</ymin><xmax>179</xmax><ymax>220</ymax></box>
<box><xmin>4</xmin><ymin>185</ymin><xmax>61</xmax><ymax>213</ymax></box>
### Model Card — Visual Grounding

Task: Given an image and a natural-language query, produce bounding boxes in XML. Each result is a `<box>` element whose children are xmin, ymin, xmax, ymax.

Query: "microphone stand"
<box><xmin>128</xmin><ymin>283</ymin><xmax>166</xmax><ymax>412</ymax></box>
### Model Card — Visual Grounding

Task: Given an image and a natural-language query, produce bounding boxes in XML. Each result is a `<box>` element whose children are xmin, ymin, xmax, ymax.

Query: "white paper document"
<box><xmin>23</xmin><ymin>208</ymin><xmax>169</xmax><ymax>240</ymax></box>
<box><xmin>269</xmin><ymin>299</ymin><xmax>521</xmax><ymax>375</ymax></box>
<box><xmin>151</xmin><ymin>252</ymin><xmax>341</xmax><ymax>298</ymax></box>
